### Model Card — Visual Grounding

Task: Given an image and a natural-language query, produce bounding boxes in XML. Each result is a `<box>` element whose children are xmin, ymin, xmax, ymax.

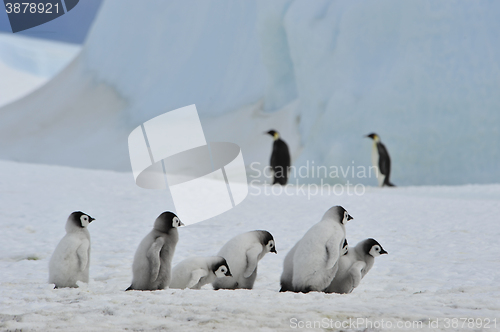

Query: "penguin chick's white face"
<box><xmin>80</xmin><ymin>214</ymin><xmax>91</xmax><ymax>228</ymax></box>
<box><xmin>214</xmin><ymin>264</ymin><xmax>231</xmax><ymax>278</ymax></box>
<box><xmin>266</xmin><ymin>240</ymin><xmax>277</xmax><ymax>253</ymax></box>
<box><xmin>172</xmin><ymin>216</ymin><xmax>184</xmax><ymax>228</ymax></box>
<box><xmin>369</xmin><ymin>244</ymin><xmax>388</xmax><ymax>257</ymax></box>
<box><xmin>73</xmin><ymin>212</ymin><xmax>94</xmax><ymax>228</ymax></box>
<box><xmin>342</xmin><ymin>210</ymin><xmax>353</xmax><ymax>225</ymax></box>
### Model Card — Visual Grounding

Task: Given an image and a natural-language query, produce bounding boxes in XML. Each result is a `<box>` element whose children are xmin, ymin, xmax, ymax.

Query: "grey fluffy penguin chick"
<box><xmin>170</xmin><ymin>256</ymin><xmax>232</xmax><ymax>289</ymax></box>
<box><xmin>126</xmin><ymin>212</ymin><xmax>183</xmax><ymax>291</ymax></box>
<box><xmin>212</xmin><ymin>230</ymin><xmax>277</xmax><ymax>290</ymax></box>
<box><xmin>324</xmin><ymin>238</ymin><xmax>387</xmax><ymax>294</ymax></box>
<box><xmin>281</xmin><ymin>206</ymin><xmax>352</xmax><ymax>293</ymax></box>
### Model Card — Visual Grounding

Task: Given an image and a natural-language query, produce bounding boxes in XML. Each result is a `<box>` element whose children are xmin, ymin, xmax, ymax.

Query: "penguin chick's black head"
<box><xmin>363</xmin><ymin>238</ymin><xmax>388</xmax><ymax>256</ymax></box>
<box><xmin>70</xmin><ymin>211</ymin><xmax>94</xmax><ymax>228</ymax></box>
<box><xmin>213</xmin><ymin>257</ymin><xmax>232</xmax><ymax>277</ymax></box>
<box><xmin>154</xmin><ymin>211</ymin><xmax>184</xmax><ymax>233</ymax></box>
<box><xmin>256</xmin><ymin>230</ymin><xmax>277</xmax><ymax>253</ymax></box>
<box><xmin>342</xmin><ymin>238</ymin><xmax>349</xmax><ymax>255</ymax></box>
<box><xmin>334</xmin><ymin>206</ymin><xmax>353</xmax><ymax>224</ymax></box>
<box><xmin>366</xmin><ymin>133</ymin><xmax>378</xmax><ymax>140</ymax></box>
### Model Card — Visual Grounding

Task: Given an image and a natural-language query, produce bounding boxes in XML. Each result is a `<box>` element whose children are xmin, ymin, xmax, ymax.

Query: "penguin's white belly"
<box><xmin>49</xmin><ymin>234</ymin><xmax>89</xmax><ymax>287</ymax></box>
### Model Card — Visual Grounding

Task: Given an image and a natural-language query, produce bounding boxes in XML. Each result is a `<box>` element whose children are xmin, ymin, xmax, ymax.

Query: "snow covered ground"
<box><xmin>1</xmin><ymin>160</ymin><xmax>499</xmax><ymax>331</ymax></box>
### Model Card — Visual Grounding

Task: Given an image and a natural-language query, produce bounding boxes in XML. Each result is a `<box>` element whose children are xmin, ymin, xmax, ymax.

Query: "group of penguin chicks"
<box><xmin>279</xmin><ymin>206</ymin><xmax>387</xmax><ymax>293</ymax></box>
<box><xmin>49</xmin><ymin>206</ymin><xmax>387</xmax><ymax>295</ymax></box>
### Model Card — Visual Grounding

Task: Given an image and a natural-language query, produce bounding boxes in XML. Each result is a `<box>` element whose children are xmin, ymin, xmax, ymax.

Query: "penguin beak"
<box><xmin>271</xmin><ymin>247</ymin><xmax>277</xmax><ymax>254</ymax></box>
<box><xmin>347</xmin><ymin>214</ymin><xmax>353</xmax><ymax>221</ymax></box>
<box><xmin>89</xmin><ymin>217</ymin><xmax>95</xmax><ymax>223</ymax></box>
<box><xmin>380</xmin><ymin>249</ymin><xmax>388</xmax><ymax>255</ymax></box>
<box><xmin>226</xmin><ymin>270</ymin><xmax>232</xmax><ymax>277</ymax></box>
<box><xmin>179</xmin><ymin>221</ymin><xmax>185</xmax><ymax>226</ymax></box>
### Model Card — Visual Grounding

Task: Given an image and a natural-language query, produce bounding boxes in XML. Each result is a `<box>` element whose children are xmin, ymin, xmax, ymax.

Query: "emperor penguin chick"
<box><xmin>212</xmin><ymin>230</ymin><xmax>277</xmax><ymax>290</ymax></box>
<box><xmin>280</xmin><ymin>218</ymin><xmax>350</xmax><ymax>292</ymax></box>
<box><xmin>126</xmin><ymin>212</ymin><xmax>183</xmax><ymax>291</ymax></box>
<box><xmin>289</xmin><ymin>206</ymin><xmax>352</xmax><ymax>293</ymax></box>
<box><xmin>49</xmin><ymin>211</ymin><xmax>95</xmax><ymax>288</ymax></box>
<box><xmin>324</xmin><ymin>238</ymin><xmax>387</xmax><ymax>294</ymax></box>
<box><xmin>170</xmin><ymin>256</ymin><xmax>232</xmax><ymax>289</ymax></box>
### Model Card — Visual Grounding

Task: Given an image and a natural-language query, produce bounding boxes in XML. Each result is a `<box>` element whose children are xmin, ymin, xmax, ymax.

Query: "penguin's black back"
<box><xmin>271</xmin><ymin>138</ymin><xmax>291</xmax><ymax>185</ymax></box>
<box><xmin>376</xmin><ymin>142</ymin><xmax>395</xmax><ymax>187</ymax></box>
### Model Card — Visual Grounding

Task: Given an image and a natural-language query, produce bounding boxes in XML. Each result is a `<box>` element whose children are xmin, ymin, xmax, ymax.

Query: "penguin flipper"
<box><xmin>349</xmin><ymin>261</ymin><xmax>366</xmax><ymax>290</ymax></box>
<box><xmin>147</xmin><ymin>237</ymin><xmax>165</xmax><ymax>282</ymax></box>
<box><xmin>187</xmin><ymin>269</ymin><xmax>208</xmax><ymax>289</ymax></box>
<box><xmin>243</xmin><ymin>245</ymin><xmax>262</xmax><ymax>278</ymax></box>
<box><xmin>377</xmin><ymin>142</ymin><xmax>391</xmax><ymax>178</ymax></box>
<box><xmin>325</xmin><ymin>237</ymin><xmax>341</xmax><ymax>270</ymax></box>
<box><xmin>76</xmin><ymin>240</ymin><xmax>90</xmax><ymax>272</ymax></box>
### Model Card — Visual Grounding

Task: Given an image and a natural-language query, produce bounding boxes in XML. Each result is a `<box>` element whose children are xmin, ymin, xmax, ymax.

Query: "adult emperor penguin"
<box><xmin>266</xmin><ymin>130</ymin><xmax>291</xmax><ymax>185</ymax></box>
<box><xmin>212</xmin><ymin>230</ymin><xmax>277</xmax><ymax>290</ymax></box>
<box><xmin>366</xmin><ymin>133</ymin><xmax>395</xmax><ymax>187</ymax></box>
<box><xmin>282</xmin><ymin>206</ymin><xmax>352</xmax><ymax>293</ymax></box>
<box><xmin>324</xmin><ymin>238</ymin><xmax>387</xmax><ymax>294</ymax></box>
<box><xmin>170</xmin><ymin>256</ymin><xmax>232</xmax><ymax>289</ymax></box>
<box><xmin>49</xmin><ymin>211</ymin><xmax>95</xmax><ymax>288</ymax></box>
<box><xmin>126</xmin><ymin>212</ymin><xmax>183</xmax><ymax>291</ymax></box>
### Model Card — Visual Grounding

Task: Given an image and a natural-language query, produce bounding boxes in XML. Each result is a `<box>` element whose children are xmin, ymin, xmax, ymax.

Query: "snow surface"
<box><xmin>1</xmin><ymin>1</ymin><xmax>499</xmax><ymax>186</ymax></box>
<box><xmin>0</xmin><ymin>33</ymin><xmax>80</xmax><ymax>107</ymax></box>
<box><xmin>1</xmin><ymin>160</ymin><xmax>499</xmax><ymax>331</ymax></box>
